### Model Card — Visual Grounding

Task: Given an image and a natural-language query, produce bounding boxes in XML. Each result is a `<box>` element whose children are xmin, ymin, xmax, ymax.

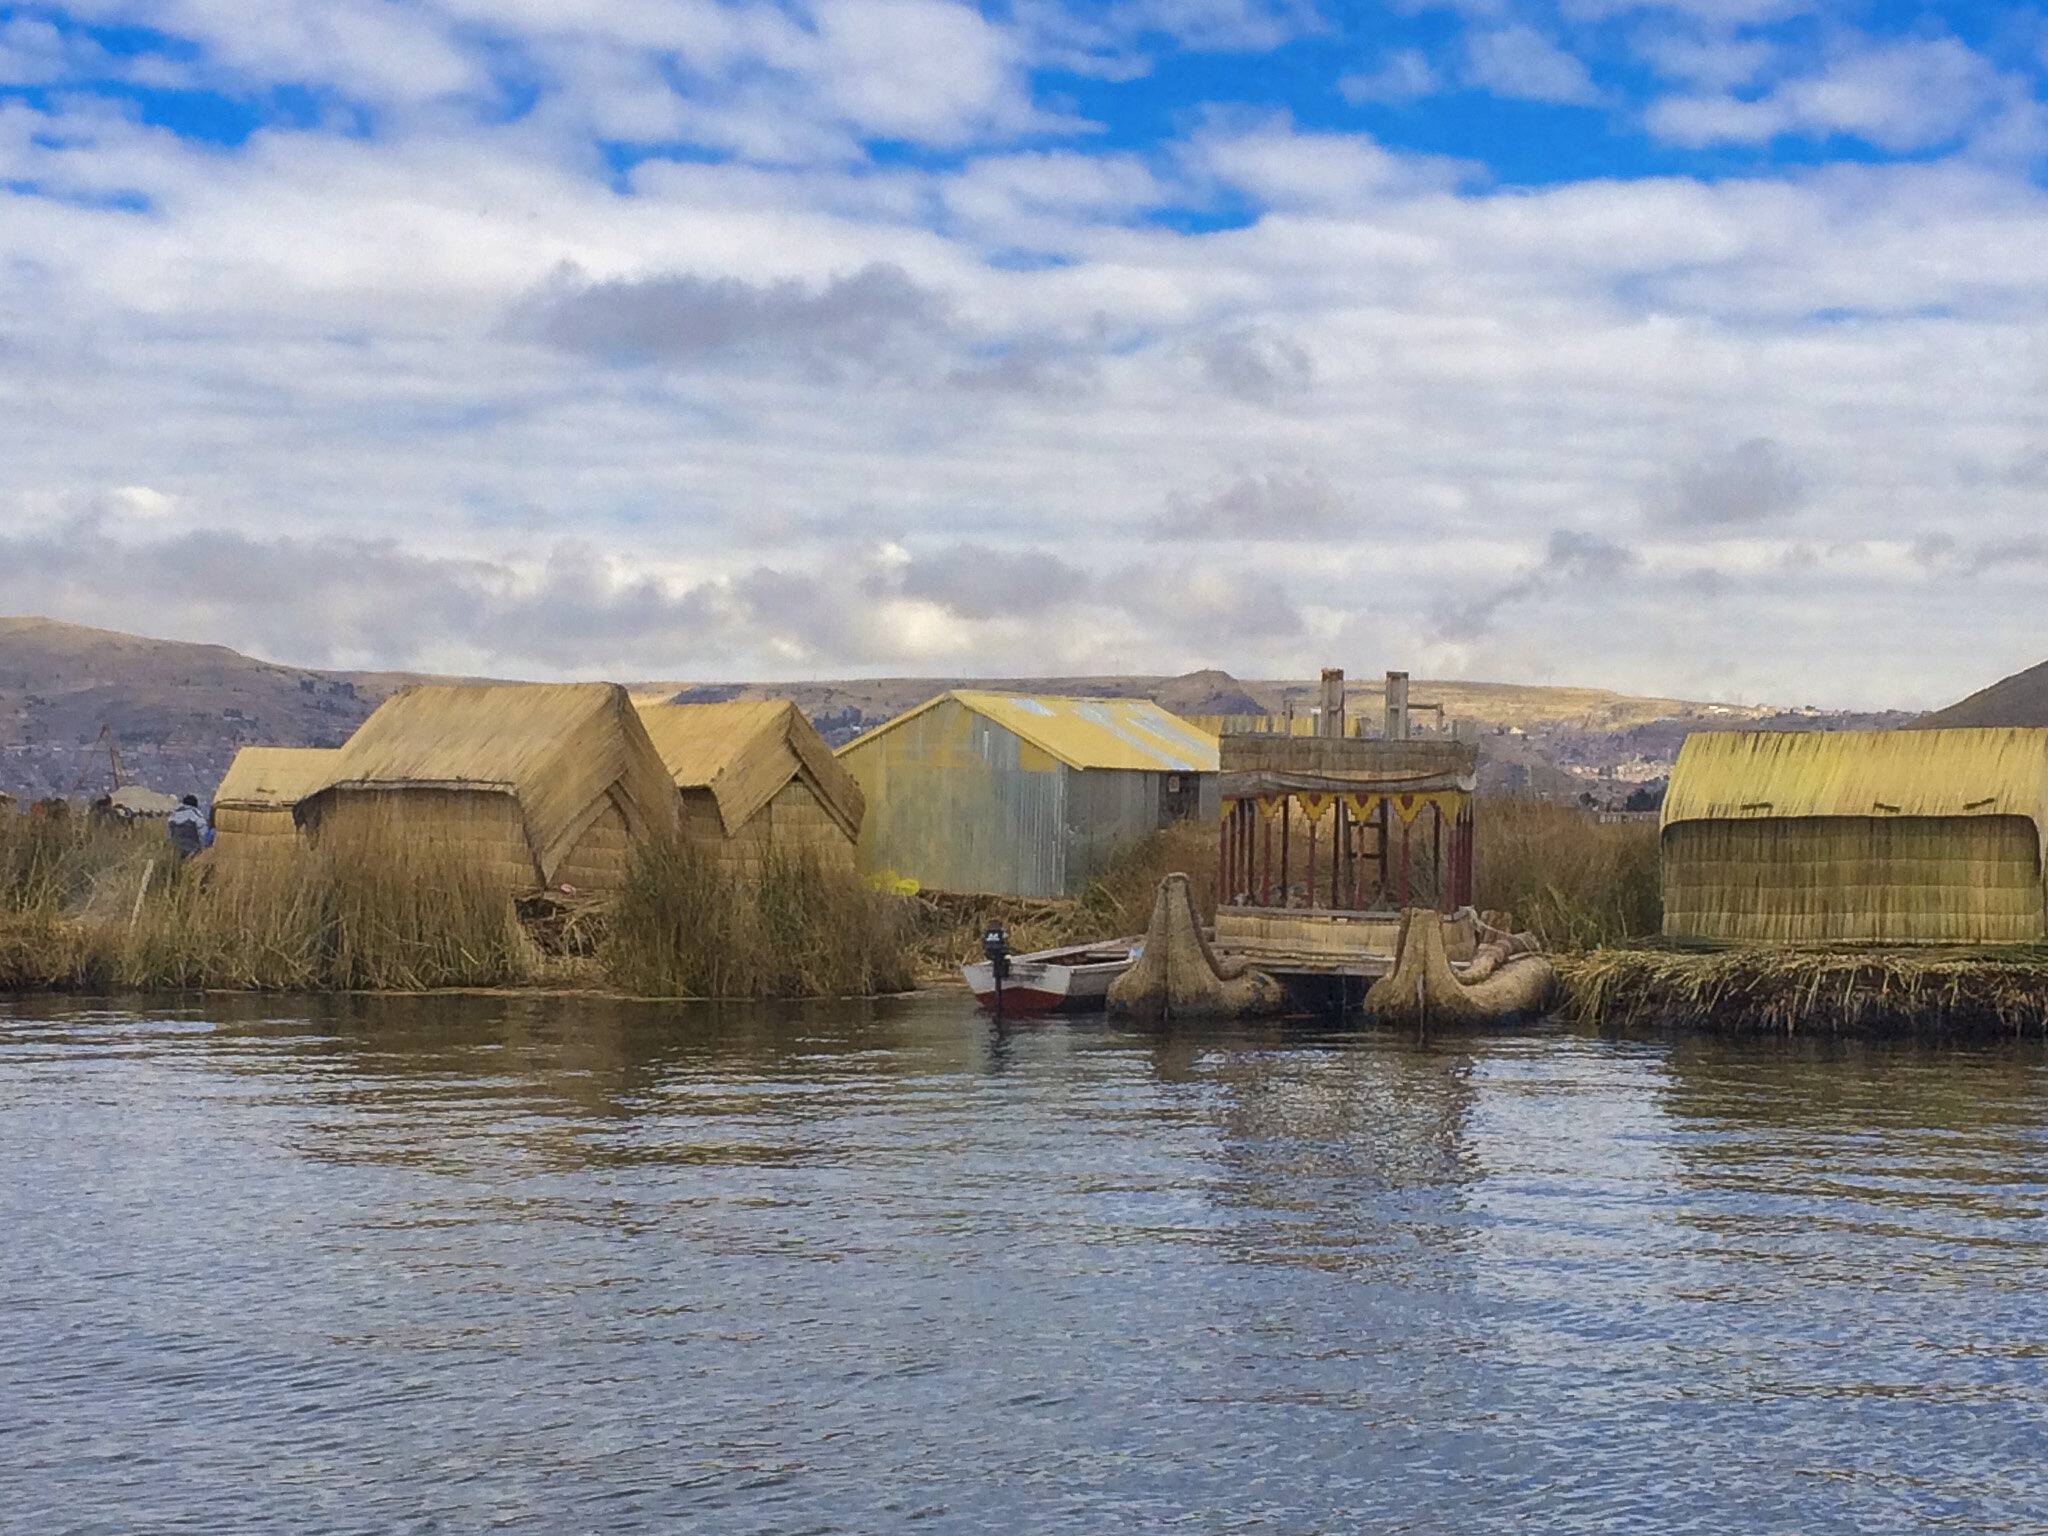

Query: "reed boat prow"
<box><xmin>1363</xmin><ymin>907</ymin><xmax>1554</xmax><ymax>1026</ymax></box>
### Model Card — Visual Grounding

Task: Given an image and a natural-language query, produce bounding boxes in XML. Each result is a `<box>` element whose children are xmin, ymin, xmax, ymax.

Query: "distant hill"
<box><xmin>628</xmin><ymin>670</ymin><xmax>1750</xmax><ymax>746</ymax></box>
<box><xmin>6</xmin><ymin>613</ymin><xmax>1871</xmax><ymax>811</ymax></box>
<box><xmin>1914</xmin><ymin>657</ymin><xmax>2048</xmax><ymax>729</ymax></box>
<box><xmin>0</xmin><ymin>616</ymin><xmax>468</xmax><ymax>803</ymax></box>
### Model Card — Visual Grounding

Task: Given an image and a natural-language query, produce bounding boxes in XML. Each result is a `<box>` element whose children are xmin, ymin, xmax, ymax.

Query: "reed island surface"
<box><xmin>12</xmin><ymin>678</ymin><xmax>2048</xmax><ymax>1039</ymax></box>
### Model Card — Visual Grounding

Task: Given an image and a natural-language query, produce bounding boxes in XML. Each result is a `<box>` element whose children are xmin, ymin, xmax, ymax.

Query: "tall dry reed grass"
<box><xmin>1473</xmin><ymin>799</ymin><xmax>1661</xmax><ymax>950</ymax></box>
<box><xmin>1557</xmin><ymin>944</ymin><xmax>2048</xmax><ymax>1035</ymax></box>
<box><xmin>0</xmin><ymin>813</ymin><xmax>153</xmax><ymax>988</ymax></box>
<box><xmin>124</xmin><ymin>829</ymin><xmax>536</xmax><ymax>990</ymax></box>
<box><xmin>1</xmin><ymin>814</ymin><xmax>535</xmax><ymax>991</ymax></box>
<box><xmin>0</xmin><ymin>812</ymin><xmax>153</xmax><ymax>917</ymax></box>
<box><xmin>604</xmin><ymin>834</ymin><xmax>917</xmax><ymax>999</ymax></box>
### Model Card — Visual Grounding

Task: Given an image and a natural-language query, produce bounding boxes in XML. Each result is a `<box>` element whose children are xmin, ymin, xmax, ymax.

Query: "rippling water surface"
<box><xmin>3</xmin><ymin>992</ymin><xmax>2046</xmax><ymax>1533</ymax></box>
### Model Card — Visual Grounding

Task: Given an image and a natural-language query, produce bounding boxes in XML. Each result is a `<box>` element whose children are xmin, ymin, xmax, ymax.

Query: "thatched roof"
<box><xmin>1664</xmin><ymin>727</ymin><xmax>2048</xmax><ymax>836</ymax></box>
<box><xmin>307</xmin><ymin>683</ymin><xmax>678</xmax><ymax>882</ymax></box>
<box><xmin>107</xmin><ymin>785</ymin><xmax>182</xmax><ymax>817</ymax></box>
<box><xmin>636</xmin><ymin>699</ymin><xmax>864</xmax><ymax>841</ymax></box>
<box><xmin>213</xmin><ymin>746</ymin><xmax>339</xmax><ymax>810</ymax></box>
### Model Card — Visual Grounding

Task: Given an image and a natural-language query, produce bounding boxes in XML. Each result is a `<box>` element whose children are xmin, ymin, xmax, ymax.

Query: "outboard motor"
<box><xmin>981</xmin><ymin>921</ymin><xmax>1011</xmax><ymax>1019</ymax></box>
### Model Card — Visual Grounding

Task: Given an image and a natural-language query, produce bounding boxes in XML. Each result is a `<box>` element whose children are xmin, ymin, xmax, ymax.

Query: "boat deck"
<box><xmin>1214</xmin><ymin>907</ymin><xmax>1478</xmax><ymax>979</ymax></box>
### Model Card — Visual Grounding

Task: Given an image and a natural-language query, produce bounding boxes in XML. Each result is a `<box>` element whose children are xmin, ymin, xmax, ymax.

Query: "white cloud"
<box><xmin>5</xmin><ymin>15</ymin><xmax>2048</xmax><ymax>708</ymax></box>
<box><xmin>1182</xmin><ymin>112</ymin><xmax>1475</xmax><ymax>212</ymax></box>
<box><xmin>1648</xmin><ymin>36</ymin><xmax>2011</xmax><ymax>151</ymax></box>
<box><xmin>807</xmin><ymin>0</ymin><xmax>1043</xmax><ymax>145</ymax></box>
<box><xmin>1339</xmin><ymin>49</ymin><xmax>1440</xmax><ymax>105</ymax></box>
<box><xmin>1630</xmin><ymin>27</ymin><xmax>1777</xmax><ymax>91</ymax></box>
<box><xmin>1462</xmin><ymin>25</ymin><xmax>1599</xmax><ymax>105</ymax></box>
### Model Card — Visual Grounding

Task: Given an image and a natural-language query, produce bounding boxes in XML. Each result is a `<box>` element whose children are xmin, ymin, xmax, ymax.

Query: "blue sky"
<box><xmin>4</xmin><ymin>0</ymin><xmax>2048</xmax><ymax>705</ymax></box>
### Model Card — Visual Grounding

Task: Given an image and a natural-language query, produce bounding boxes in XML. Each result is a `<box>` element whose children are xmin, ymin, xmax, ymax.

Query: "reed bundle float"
<box><xmin>1096</xmin><ymin>670</ymin><xmax>1552</xmax><ymax>1024</ymax></box>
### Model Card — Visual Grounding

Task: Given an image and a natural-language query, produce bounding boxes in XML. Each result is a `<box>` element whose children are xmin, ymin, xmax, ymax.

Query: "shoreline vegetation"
<box><xmin>6</xmin><ymin>804</ymin><xmax>2047</xmax><ymax>1033</ymax></box>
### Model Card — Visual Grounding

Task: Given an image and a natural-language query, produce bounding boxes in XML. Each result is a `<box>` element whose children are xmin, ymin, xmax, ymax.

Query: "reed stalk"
<box><xmin>1557</xmin><ymin>943</ymin><xmax>2048</xmax><ymax>1036</ymax></box>
<box><xmin>1473</xmin><ymin>799</ymin><xmax>1661</xmax><ymax>950</ymax></box>
<box><xmin>603</xmin><ymin>833</ymin><xmax>917</xmax><ymax>999</ymax></box>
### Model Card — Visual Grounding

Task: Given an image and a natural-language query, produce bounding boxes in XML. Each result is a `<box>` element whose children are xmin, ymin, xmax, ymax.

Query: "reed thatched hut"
<box><xmin>210</xmin><ymin>746</ymin><xmax>338</xmax><ymax>859</ymax></box>
<box><xmin>634</xmin><ymin>699</ymin><xmax>864</xmax><ymax>876</ymax></box>
<box><xmin>836</xmin><ymin>691</ymin><xmax>1218</xmax><ymax>897</ymax></box>
<box><xmin>295</xmin><ymin>683</ymin><xmax>677</xmax><ymax>896</ymax></box>
<box><xmin>1661</xmin><ymin>727</ymin><xmax>2048</xmax><ymax>944</ymax></box>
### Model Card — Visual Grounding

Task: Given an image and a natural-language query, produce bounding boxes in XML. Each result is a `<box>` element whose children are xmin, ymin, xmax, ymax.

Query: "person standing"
<box><xmin>166</xmin><ymin>795</ymin><xmax>207</xmax><ymax>859</ymax></box>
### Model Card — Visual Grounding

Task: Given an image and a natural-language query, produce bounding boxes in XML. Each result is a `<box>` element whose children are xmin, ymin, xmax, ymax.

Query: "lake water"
<box><xmin>3</xmin><ymin>992</ymin><xmax>2046</xmax><ymax>1534</ymax></box>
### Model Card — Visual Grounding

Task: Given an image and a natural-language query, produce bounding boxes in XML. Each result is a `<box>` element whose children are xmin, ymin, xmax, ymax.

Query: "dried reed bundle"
<box><xmin>120</xmin><ymin>826</ymin><xmax>537</xmax><ymax>991</ymax></box>
<box><xmin>1557</xmin><ymin>943</ymin><xmax>2048</xmax><ymax>1035</ymax></box>
<box><xmin>0</xmin><ymin>814</ymin><xmax>155</xmax><ymax>918</ymax></box>
<box><xmin>0</xmin><ymin>911</ymin><xmax>119</xmax><ymax>989</ymax></box>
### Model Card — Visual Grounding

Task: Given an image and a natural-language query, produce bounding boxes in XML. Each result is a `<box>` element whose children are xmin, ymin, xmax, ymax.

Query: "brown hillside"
<box><xmin>6</xmin><ymin>613</ymin><xmax>1834</xmax><ymax>811</ymax></box>
<box><xmin>0</xmin><ymin>616</ymin><xmax>466</xmax><ymax>802</ymax></box>
<box><xmin>1913</xmin><ymin>658</ymin><xmax>2048</xmax><ymax>729</ymax></box>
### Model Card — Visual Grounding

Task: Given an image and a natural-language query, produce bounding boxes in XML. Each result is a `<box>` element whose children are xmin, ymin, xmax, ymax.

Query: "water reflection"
<box><xmin>2</xmin><ymin>993</ymin><xmax>2045</xmax><ymax>1533</ymax></box>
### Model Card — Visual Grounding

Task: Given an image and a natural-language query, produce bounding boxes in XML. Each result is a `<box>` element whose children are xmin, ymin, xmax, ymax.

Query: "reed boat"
<box><xmin>1108</xmin><ymin>874</ymin><xmax>1551</xmax><ymax>1025</ymax></box>
<box><xmin>962</xmin><ymin>938</ymin><xmax>1141</xmax><ymax>1015</ymax></box>
<box><xmin>1361</xmin><ymin>907</ymin><xmax>1554</xmax><ymax>1027</ymax></box>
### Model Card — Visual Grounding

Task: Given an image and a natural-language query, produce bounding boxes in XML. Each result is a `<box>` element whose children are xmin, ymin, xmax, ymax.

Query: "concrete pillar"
<box><xmin>1385</xmin><ymin>671</ymin><xmax>1409</xmax><ymax>741</ymax></box>
<box><xmin>1319</xmin><ymin>668</ymin><xmax>1345</xmax><ymax>739</ymax></box>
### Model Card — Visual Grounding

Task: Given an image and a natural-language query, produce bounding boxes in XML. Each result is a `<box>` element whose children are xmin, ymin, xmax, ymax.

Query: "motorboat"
<box><xmin>962</xmin><ymin>938</ymin><xmax>1141</xmax><ymax>1015</ymax></box>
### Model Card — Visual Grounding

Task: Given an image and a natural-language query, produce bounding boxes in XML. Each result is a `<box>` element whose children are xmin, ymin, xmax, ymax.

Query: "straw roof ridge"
<box><xmin>636</xmin><ymin>698</ymin><xmax>864</xmax><ymax>840</ymax></box>
<box><xmin>1663</xmin><ymin>727</ymin><xmax>2048</xmax><ymax>853</ymax></box>
<box><xmin>838</xmin><ymin>689</ymin><xmax>1219</xmax><ymax>774</ymax></box>
<box><xmin>213</xmin><ymin>746</ymin><xmax>341</xmax><ymax>810</ymax></box>
<box><xmin>307</xmin><ymin>682</ymin><xmax>678</xmax><ymax>883</ymax></box>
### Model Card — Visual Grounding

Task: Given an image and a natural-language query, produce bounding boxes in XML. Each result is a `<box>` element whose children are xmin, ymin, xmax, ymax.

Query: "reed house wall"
<box><xmin>304</xmin><ymin>788</ymin><xmax>542</xmax><ymax>894</ymax></box>
<box><xmin>210</xmin><ymin>805</ymin><xmax>302</xmax><ymax>861</ymax></box>
<box><xmin>678</xmin><ymin>780</ymin><xmax>857</xmax><ymax>879</ymax></box>
<box><xmin>1661</xmin><ymin>813</ymin><xmax>2046</xmax><ymax>945</ymax></box>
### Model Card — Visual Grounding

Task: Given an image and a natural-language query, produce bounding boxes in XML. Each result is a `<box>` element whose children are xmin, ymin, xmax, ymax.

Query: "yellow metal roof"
<box><xmin>212</xmin><ymin>746</ymin><xmax>339</xmax><ymax>810</ymax></box>
<box><xmin>841</xmin><ymin>690</ymin><xmax>1219</xmax><ymax>773</ymax></box>
<box><xmin>1663</xmin><ymin>727</ymin><xmax>2048</xmax><ymax>833</ymax></box>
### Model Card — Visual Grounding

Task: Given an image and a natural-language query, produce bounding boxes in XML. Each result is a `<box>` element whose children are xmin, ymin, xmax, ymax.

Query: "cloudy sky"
<box><xmin>4</xmin><ymin>0</ymin><xmax>2047</xmax><ymax>705</ymax></box>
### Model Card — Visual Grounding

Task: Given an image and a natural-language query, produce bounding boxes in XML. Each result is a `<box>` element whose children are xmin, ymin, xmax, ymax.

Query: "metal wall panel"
<box><xmin>841</xmin><ymin>698</ymin><xmax>1068</xmax><ymax>896</ymax></box>
<box><xmin>1063</xmin><ymin>768</ymin><xmax>1161</xmax><ymax>894</ymax></box>
<box><xmin>842</xmin><ymin>697</ymin><xmax>1219</xmax><ymax>897</ymax></box>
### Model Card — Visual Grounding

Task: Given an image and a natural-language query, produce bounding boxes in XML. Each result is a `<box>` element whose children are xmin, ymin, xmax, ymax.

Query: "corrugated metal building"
<box><xmin>837</xmin><ymin>691</ymin><xmax>1220</xmax><ymax>897</ymax></box>
<box><xmin>1662</xmin><ymin>727</ymin><xmax>2048</xmax><ymax>944</ymax></box>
